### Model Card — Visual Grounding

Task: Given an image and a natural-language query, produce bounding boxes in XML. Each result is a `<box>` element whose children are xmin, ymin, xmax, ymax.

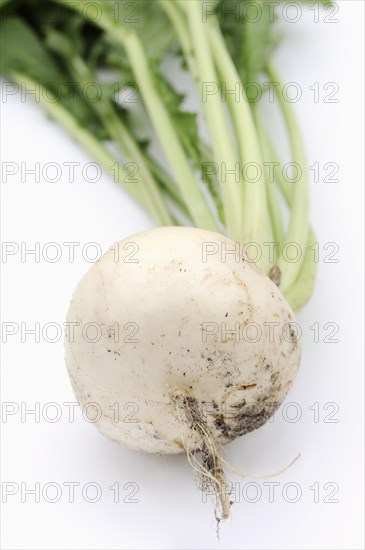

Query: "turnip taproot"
<box><xmin>65</xmin><ymin>227</ymin><xmax>300</xmax><ymax>518</ymax></box>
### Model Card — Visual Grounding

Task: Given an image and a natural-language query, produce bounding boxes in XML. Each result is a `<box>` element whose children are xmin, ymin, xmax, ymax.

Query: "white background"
<box><xmin>1</xmin><ymin>2</ymin><xmax>364</xmax><ymax>549</ymax></box>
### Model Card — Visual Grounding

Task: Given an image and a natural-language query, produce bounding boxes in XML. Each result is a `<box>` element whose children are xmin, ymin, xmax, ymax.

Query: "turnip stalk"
<box><xmin>162</xmin><ymin>1</ymin><xmax>273</xmax><ymax>268</ymax></box>
<box><xmin>180</xmin><ymin>1</ymin><xmax>244</xmax><ymax>242</ymax></box>
<box><xmin>157</xmin><ymin>1</ymin><xmax>225</xmax><ymax>221</ymax></box>
<box><xmin>63</xmin><ymin>53</ymin><xmax>173</xmax><ymax>226</ymax></box>
<box><xmin>162</xmin><ymin>1</ymin><xmax>274</xmax><ymax>270</ymax></box>
<box><xmin>9</xmin><ymin>71</ymin><xmax>165</xmax><ymax>218</ymax></box>
<box><xmin>206</xmin><ymin>19</ymin><xmax>273</xmax><ymax>271</ymax></box>
<box><xmin>145</xmin><ymin>158</ymin><xmax>193</xmax><ymax>222</ymax></box>
<box><xmin>252</xmin><ymin>108</ymin><xmax>284</xmax><ymax>253</ymax></box>
<box><xmin>266</xmin><ymin>63</ymin><xmax>310</xmax><ymax>292</ymax></box>
<box><xmin>157</xmin><ymin>0</ymin><xmax>198</xmax><ymax>80</ymax></box>
<box><xmin>119</xmin><ymin>30</ymin><xmax>219</xmax><ymax>231</ymax></box>
<box><xmin>260</xmin><ymin>132</ymin><xmax>317</xmax><ymax>310</ymax></box>
<box><xmin>54</xmin><ymin>0</ymin><xmax>219</xmax><ymax>231</ymax></box>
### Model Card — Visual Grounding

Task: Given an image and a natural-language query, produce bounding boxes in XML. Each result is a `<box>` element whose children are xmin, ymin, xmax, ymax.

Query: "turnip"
<box><xmin>1</xmin><ymin>0</ymin><xmax>325</xmax><ymax>523</ymax></box>
<box><xmin>65</xmin><ymin>227</ymin><xmax>300</xmax><ymax>518</ymax></box>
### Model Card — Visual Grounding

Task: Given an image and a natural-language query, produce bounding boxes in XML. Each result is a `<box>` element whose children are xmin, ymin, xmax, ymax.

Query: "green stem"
<box><xmin>158</xmin><ymin>0</ymin><xmax>224</xmax><ymax>223</ymax></box>
<box><xmin>157</xmin><ymin>0</ymin><xmax>197</xmax><ymax>80</ymax></box>
<box><xmin>261</xmin><ymin>133</ymin><xmax>317</xmax><ymax>310</ymax></box>
<box><xmin>177</xmin><ymin>126</ymin><xmax>225</xmax><ymax>223</ymax></box>
<box><xmin>75</xmin><ymin>56</ymin><xmax>187</xmax><ymax>219</ymax></box>
<box><xmin>284</xmin><ymin>233</ymin><xmax>317</xmax><ymax>311</ymax></box>
<box><xmin>266</xmin><ymin>63</ymin><xmax>309</xmax><ymax>292</ymax></box>
<box><xmin>120</xmin><ymin>30</ymin><xmax>218</xmax><ymax>231</ymax></box>
<box><xmin>182</xmin><ymin>0</ymin><xmax>243</xmax><ymax>242</ymax></box>
<box><xmin>54</xmin><ymin>0</ymin><xmax>218</xmax><ymax>231</ymax></box>
<box><xmin>68</xmin><ymin>57</ymin><xmax>173</xmax><ymax>226</ymax></box>
<box><xmin>252</xmin><ymin>107</ymin><xmax>284</xmax><ymax>251</ymax></box>
<box><xmin>145</xmin><ymin>157</ymin><xmax>192</xmax><ymax>221</ymax></box>
<box><xmin>10</xmin><ymin>72</ymin><xmax>156</xmax><ymax>211</ymax></box>
<box><xmin>207</xmin><ymin>19</ymin><xmax>273</xmax><ymax>268</ymax></box>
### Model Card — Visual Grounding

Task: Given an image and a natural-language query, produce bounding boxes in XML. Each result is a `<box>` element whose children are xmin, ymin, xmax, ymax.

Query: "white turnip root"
<box><xmin>65</xmin><ymin>226</ymin><xmax>300</xmax><ymax>519</ymax></box>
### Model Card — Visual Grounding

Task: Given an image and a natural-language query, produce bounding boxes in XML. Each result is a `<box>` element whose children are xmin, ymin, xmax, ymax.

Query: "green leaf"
<box><xmin>217</xmin><ymin>0</ymin><xmax>332</xmax><ymax>96</ymax></box>
<box><xmin>217</xmin><ymin>0</ymin><xmax>278</xmax><ymax>91</ymax></box>
<box><xmin>241</xmin><ymin>1</ymin><xmax>278</xmax><ymax>88</ymax></box>
<box><xmin>119</xmin><ymin>0</ymin><xmax>175</xmax><ymax>62</ymax></box>
<box><xmin>0</xmin><ymin>16</ymin><xmax>107</xmax><ymax>138</ymax></box>
<box><xmin>74</xmin><ymin>0</ymin><xmax>176</xmax><ymax>64</ymax></box>
<box><xmin>0</xmin><ymin>16</ymin><xmax>66</xmax><ymax>84</ymax></box>
<box><xmin>152</xmin><ymin>66</ymin><xmax>223</xmax><ymax>217</ymax></box>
